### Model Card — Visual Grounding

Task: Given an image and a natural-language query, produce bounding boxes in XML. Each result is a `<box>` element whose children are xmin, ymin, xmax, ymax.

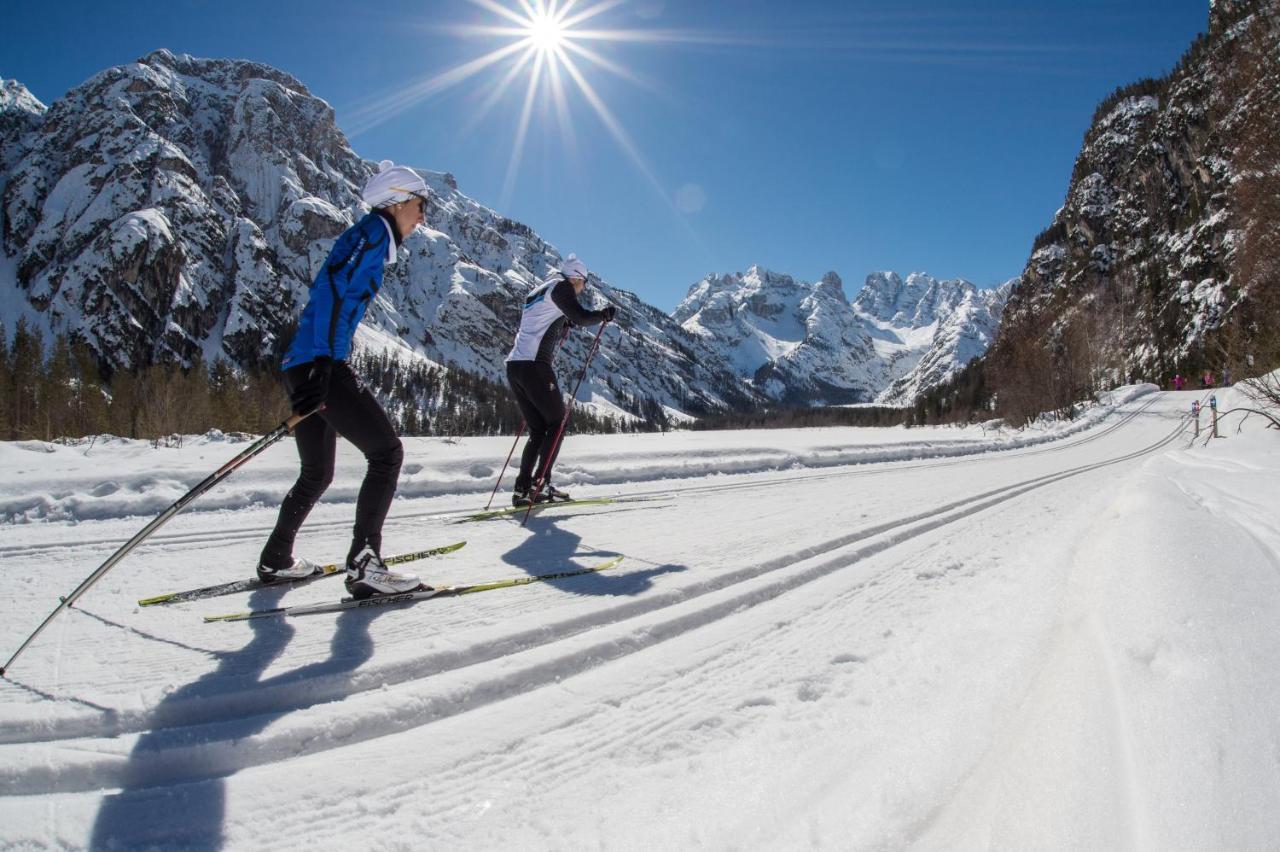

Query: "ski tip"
<box><xmin>137</xmin><ymin>595</ymin><xmax>173</xmax><ymax>607</ymax></box>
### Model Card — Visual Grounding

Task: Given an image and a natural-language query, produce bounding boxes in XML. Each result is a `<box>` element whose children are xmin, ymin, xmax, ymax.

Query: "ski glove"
<box><xmin>290</xmin><ymin>356</ymin><xmax>333</xmax><ymax>415</ymax></box>
<box><xmin>600</xmin><ymin>305</ymin><xmax>618</xmax><ymax>324</ymax></box>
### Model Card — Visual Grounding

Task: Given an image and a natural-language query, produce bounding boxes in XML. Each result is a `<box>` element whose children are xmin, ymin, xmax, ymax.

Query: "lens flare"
<box><xmin>347</xmin><ymin>0</ymin><xmax>733</xmax><ymax>221</ymax></box>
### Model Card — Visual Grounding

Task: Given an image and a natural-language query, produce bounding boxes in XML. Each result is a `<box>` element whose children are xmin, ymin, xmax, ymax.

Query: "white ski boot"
<box><xmin>257</xmin><ymin>557</ymin><xmax>322</xmax><ymax>584</ymax></box>
<box><xmin>345</xmin><ymin>545</ymin><xmax>421</xmax><ymax>599</ymax></box>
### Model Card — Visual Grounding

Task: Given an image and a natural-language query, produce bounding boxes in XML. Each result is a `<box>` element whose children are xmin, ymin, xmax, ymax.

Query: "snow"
<box><xmin>0</xmin><ymin>251</ymin><xmax>54</xmax><ymax>342</ymax></box>
<box><xmin>1</xmin><ymin>384</ymin><xmax>1278</xmax><ymax>848</ymax></box>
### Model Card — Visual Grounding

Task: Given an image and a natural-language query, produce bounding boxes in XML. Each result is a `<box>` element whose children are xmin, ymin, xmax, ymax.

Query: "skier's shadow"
<box><xmin>503</xmin><ymin>517</ymin><xmax>685</xmax><ymax>596</ymax></box>
<box><xmin>89</xmin><ymin>587</ymin><xmax>388</xmax><ymax>850</ymax></box>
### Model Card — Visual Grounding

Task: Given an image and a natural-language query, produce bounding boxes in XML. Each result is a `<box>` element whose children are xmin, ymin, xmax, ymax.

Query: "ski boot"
<box><xmin>257</xmin><ymin>557</ymin><xmax>322</xmax><ymax>584</ymax></box>
<box><xmin>542</xmin><ymin>484</ymin><xmax>571</xmax><ymax>502</ymax></box>
<box><xmin>345</xmin><ymin>545</ymin><xmax>422</xmax><ymax>599</ymax></box>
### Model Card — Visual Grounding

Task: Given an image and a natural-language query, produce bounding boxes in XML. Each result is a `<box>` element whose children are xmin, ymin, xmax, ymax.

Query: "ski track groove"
<box><xmin>0</xmin><ymin>404</ymin><xmax>1187</xmax><ymax>796</ymax></box>
<box><xmin>270</xmin><ymin>538</ymin><xmax>925</xmax><ymax>848</ymax></box>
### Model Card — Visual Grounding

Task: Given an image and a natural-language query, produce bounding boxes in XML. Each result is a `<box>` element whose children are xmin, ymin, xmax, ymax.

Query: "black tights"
<box><xmin>260</xmin><ymin>361</ymin><xmax>403</xmax><ymax>568</ymax></box>
<box><xmin>506</xmin><ymin>360</ymin><xmax>566</xmax><ymax>493</ymax></box>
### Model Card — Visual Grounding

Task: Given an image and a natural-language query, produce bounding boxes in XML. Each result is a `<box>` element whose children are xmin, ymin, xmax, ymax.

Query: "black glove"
<box><xmin>600</xmin><ymin>305</ymin><xmax>618</xmax><ymax>324</ymax></box>
<box><xmin>289</xmin><ymin>356</ymin><xmax>333</xmax><ymax>415</ymax></box>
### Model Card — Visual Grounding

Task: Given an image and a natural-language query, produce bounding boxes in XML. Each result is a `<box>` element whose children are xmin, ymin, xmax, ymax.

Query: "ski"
<box><xmin>457</xmin><ymin>493</ymin><xmax>673</xmax><ymax>523</ymax></box>
<box><xmin>204</xmin><ymin>555</ymin><xmax>625</xmax><ymax>622</ymax></box>
<box><xmin>458</xmin><ymin>497</ymin><xmax>613</xmax><ymax>523</ymax></box>
<box><xmin>137</xmin><ymin>541</ymin><xmax>467</xmax><ymax>607</ymax></box>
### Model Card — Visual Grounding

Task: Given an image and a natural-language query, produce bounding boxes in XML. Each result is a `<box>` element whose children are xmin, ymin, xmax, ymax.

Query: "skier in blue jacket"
<box><xmin>258</xmin><ymin>160</ymin><xmax>428</xmax><ymax>599</ymax></box>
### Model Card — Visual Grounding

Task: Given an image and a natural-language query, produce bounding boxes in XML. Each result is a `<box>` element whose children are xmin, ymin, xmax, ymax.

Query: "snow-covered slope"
<box><xmin>0</xmin><ymin>50</ymin><xmax>760</xmax><ymax>419</ymax></box>
<box><xmin>2</xmin><ymin>384</ymin><xmax>1278</xmax><ymax>848</ymax></box>
<box><xmin>855</xmin><ymin>271</ymin><xmax>1013</xmax><ymax>405</ymax></box>
<box><xmin>675</xmin><ymin>266</ymin><xmax>1009</xmax><ymax>405</ymax></box>
<box><xmin>674</xmin><ymin>266</ymin><xmax>882</xmax><ymax>404</ymax></box>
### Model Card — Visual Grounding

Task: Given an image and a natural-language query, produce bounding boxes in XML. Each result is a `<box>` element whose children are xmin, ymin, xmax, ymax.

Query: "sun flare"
<box><xmin>347</xmin><ymin>0</ymin><xmax>724</xmax><ymax>215</ymax></box>
<box><xmin>526</xmin><ymin>11</ymin><xmax>566</xmax><ymax>53</ymax></box>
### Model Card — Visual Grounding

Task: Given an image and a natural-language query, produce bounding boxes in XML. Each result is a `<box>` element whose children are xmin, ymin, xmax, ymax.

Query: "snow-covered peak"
<box><xmin>0</xmin><ymin>80</ymin><xmax>46</xmax><ymax>117</ymax></box>
<box><xmin>815</xmin><ymin>270</ymin><xmax>846</xmax><ymax>301</ymax></box>
<box><xmin>853</xmin><ymin>271</ymin><xmax>980</xmax><ymax>328</ymax></box>
<box><xmin>0</xmin><ymin>79</ymin><xmax>46</xmax><ymax>174</ymax></box>
<box><xmin>671</xmin><ymin>264</ymin><xmax>1008</xmax><ymax>406</ymax></box>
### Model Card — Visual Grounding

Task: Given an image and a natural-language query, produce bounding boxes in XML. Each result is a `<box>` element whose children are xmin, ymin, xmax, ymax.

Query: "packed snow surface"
<box><xmin>1</xmin><ymin>384</ymin><xmax>1278</xmax><ymax>850</ymax></box>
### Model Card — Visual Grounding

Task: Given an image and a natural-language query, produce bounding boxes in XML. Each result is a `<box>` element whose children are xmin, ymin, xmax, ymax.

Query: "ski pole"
<box><xmin>485</xmin><ymin>421</ymin><xmax>525</xmax><ymax>511</ymax></box>
<box><xmin>486</xmin><ymin>324</ymin><xmax>571</xmax><ymax>510</ymax></box>
<box><xmin>522</xmin><ymin>320</ymin><xmax>610</xmax><ymax>525</ymax></box>
<box><xmin>1</xmin><ymin>410</ymin><xmax>314</xmax><ymax>678</ymax></box>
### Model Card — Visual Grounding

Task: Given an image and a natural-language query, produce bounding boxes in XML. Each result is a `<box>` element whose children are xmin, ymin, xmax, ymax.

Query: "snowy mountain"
<box><xmin>674</xmin><ymin>266</ymin><xmax>1009</xmax><ymax>406</ymax></box>
<box><xmin>0</xmin><ymin>50</ymin><xmax>761</xmax><ymax>420</ymax></box>
<box><xmin>0</xmin><ymin>49</ymin><xmax>1005</xmax><ymax>422</ymax></box>
<box><xmin>854</xmin><ymin>272</ymin><xmax>1012</xmax><ymax>405</ymax></box>
<box><xmin>673</xmin><ymin>267</ymin><xmax>881</xmax><ymax>405</ymax></box>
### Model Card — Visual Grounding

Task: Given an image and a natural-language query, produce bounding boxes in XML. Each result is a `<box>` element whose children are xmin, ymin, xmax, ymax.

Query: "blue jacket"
<box><xmin>281</xmin><ymin>213</ymin><xmax>393</xmax><ymax>370</ymax></box>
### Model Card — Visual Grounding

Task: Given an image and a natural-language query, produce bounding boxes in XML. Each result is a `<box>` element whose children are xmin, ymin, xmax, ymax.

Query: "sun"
<box><xmin>346</xmin><ymin>0</ymin><xmax>724</xmax><ymax>215</ymax></box>
<box><xmin>526</xmin><ymin>10</ymin><xmax>566</xmax><ymax>53</ymax></box>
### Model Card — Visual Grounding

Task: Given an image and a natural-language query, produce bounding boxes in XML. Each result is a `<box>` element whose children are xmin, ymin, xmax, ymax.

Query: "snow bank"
<box><xmin>0</xmin><ymin>386</ymin><xmax>1159</xmax><ymax>525</ymax></box>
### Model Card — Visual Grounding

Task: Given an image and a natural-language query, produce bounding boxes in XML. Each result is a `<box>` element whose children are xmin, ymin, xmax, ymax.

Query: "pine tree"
<box><xmin>178</xmin><ymin>356</ymin><xmax>212</xmax><ymax>435</ymax></box>
<box><xmin>107</xmin><ymin>369</ymin><xmax>143</xmax><ymax>438</ymax></box>
<box><xmin>71</xmin><ymin>342</ymin><xmax>108</xmax><ymax>437</ymax></box>
<box><xmin>208</xmin><ymin>357</ymin><xmax>240</xmax><ymax>430</ymax></box>
<box><xmin>41</xmin><ymin>335</ymin><xmax>75</xmax><ymax>440</ymax></box>
<box><xmin>0</xmin><ymin>326</ymin><xmax>10</xmax><ymax>439</ymax></box>
<box><xmin>8</xmin><ymin>319</ymin><xmax>44</xmax><ymax>440</ymax></box>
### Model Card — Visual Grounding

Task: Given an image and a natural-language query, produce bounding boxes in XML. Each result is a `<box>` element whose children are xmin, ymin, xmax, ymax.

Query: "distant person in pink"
<box><xmin>1173</xmin><ymin>374</ymin><xmax>1185</xmax><ymax>390</ymax></box>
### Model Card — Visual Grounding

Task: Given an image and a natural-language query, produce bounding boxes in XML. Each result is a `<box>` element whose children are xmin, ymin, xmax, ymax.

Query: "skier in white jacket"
<box><xmin>505</xmin><ymin>254</ymin><xmax>615</xmax><ymax>506</ymax></box>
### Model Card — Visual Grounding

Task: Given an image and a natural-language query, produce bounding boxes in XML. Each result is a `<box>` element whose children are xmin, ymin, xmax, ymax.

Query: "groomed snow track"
<box><xmin>0</xmin><ymin>392</ymin><xmax>1189</xmax><ymax>797</ymax></box>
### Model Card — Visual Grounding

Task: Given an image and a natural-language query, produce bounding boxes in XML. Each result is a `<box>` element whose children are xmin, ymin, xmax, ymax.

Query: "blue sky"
<box><xmin>2</xmin><ymin>1</ymin><xmax>1208</xmax><ymax>310</ymax></box>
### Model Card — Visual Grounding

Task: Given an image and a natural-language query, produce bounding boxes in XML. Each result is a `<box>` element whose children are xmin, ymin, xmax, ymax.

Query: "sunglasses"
<box><xmin>391</xmin><ymin>187</ymin><xmax>429</xmax><ymax>215</ymax></box>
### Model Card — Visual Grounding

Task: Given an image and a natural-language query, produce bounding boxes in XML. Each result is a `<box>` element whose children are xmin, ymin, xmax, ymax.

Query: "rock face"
<box><xmin>994</xmin><ymin>2</ymin><xmax>1280</xmax><ymax>378</ymax></box>
<box><xmin>674</xmin><ymin>266</ymin><xmax>1009</xmax><ymax>406</ymax></box>
<box><xmin>1</xmin><ymin>49</ymin><xmax>1005</xmax><ymax>419</ymax></box>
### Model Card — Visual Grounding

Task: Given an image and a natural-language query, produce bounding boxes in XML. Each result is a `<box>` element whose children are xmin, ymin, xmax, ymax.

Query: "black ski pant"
<box><xmin>506</xmin><ymin>360</ymin><xmax>566</xmax><ymax>493</ymax></box>
<box><xmin>260</xmin><ymin>360</ymin><xmax>403</xmax><ymax>568</ymax></box>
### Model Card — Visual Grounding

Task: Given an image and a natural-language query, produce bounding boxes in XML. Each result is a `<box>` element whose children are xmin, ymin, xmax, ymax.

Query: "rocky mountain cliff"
<box><xmin>990</xmin><ymin>0</ymin><xmax>1279</xmax><ymax>411</ymax></box>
